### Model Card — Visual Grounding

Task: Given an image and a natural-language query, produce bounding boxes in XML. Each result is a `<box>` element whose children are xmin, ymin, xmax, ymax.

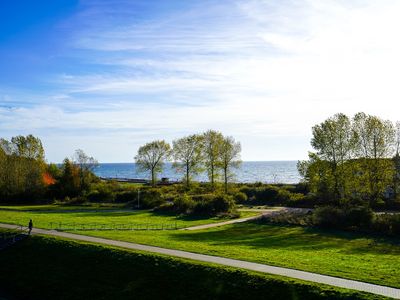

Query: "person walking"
<box><xmin>28</xmin><ymin>219</ymin><xmax>33</xmax><ymax>235</ymax></box>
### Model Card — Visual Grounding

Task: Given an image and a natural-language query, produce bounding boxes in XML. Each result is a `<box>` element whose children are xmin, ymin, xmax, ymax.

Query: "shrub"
<box><xmin>115</xmin><ymin>191</ymin><xmax>137</xmax><ymax>203</ymax></box>
<box><xmin>312</xmin><ymin>206</ymin><xmax>344</xmax><ymax>228</ymax></box>
<box><xmin>344</xmin><ymin>206</ymin><xmax>374</xmax><ymax>228</ymax></box>
<box><xmin>211</xmin><ymin>194</ymin><xmax>235</xmax><ymax>213</ymax></box>
<box><xmin>372</xmin><ymin>214</ymin><xmax>400</xmax><ymax>236</ymax></box>
<box><xmin>191</xmin><ymin>194</ymin><xmax>236</xmax><ymax>215</ymax></box>
<box><xmin>233</xmin><ymin>191</ymin><xmax>248</xmax><ymax>203</ymax></box>
<box><xmin>174</xmin><ymin>194</ymin><xmax>196</xmax><ymax>214</ymax></box>
<box><xmin>140</xmin><ymin>189</ymin><xmax>165</xmax><ymax>208</ymax></box>
<box><xmin>86</xmin><ymin>186</ymin><xmax>115</xmax><ymax>202</ymax></box>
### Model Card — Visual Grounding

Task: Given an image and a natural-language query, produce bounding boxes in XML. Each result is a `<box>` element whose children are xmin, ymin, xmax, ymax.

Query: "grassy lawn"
<box><xmin>76</xmin><ymin>223</ymin><xmax>400</xmax><ymax>289</ymax></box>
<box><xmin>1</xmin><ymin>206</ymin><xmax>399</xmax><ymax>289</ymax></box>
<box><xmin>0</xmin><ymin>205</ymin><xmax>259</xmax><ymax>229</ymax></box>
<box><xmin>0</xmin><ymin>234</ymin><xmax>378</xmax><ymax>300</ymax></box>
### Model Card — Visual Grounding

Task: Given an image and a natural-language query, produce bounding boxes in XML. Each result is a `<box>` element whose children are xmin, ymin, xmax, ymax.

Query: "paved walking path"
<box><xmin>182</xmin><ymin>214</ymin><xmax>264</xmax><ymax>230</ymax></box>
<box><xmin>183</xmin><ymin>207</ymin><xmax>310</xmax><ymax>230</ymax></box>
<box><xmin>1</xmin><ymin>223</ymin><xmax>399</xmax><ymax>298</ymax></box>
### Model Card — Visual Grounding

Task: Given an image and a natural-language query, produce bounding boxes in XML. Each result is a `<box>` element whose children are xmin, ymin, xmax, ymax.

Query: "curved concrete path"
<box><xmin>1</xmin><ymin>223</ymin><xmax>399</xmax><ymax>298</ymax></box>
<box><xmin>180</xmin><ymin>207</ymin><xmax>293</xmax><ymax>230</ymax></box>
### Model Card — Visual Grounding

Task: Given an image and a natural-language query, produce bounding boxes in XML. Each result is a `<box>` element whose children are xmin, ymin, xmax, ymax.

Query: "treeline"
<box><xmin>135</xmin><ymin>130</ymin><xmax>241</xmax><ymax>192</ymax></box>
<box><xmin>0</xmin><ymin>135</ymin><xmax>98</xmax><ymax>203</ymax></box>
<box><xmin>0</xmin><ymin>135</ymin><xmax>46</xmax><ymax>201</ymax></box>
<box><xmin>298</xmin><ymin>112</ymin><xmax>400</xmax><ymax>209</ymax></box>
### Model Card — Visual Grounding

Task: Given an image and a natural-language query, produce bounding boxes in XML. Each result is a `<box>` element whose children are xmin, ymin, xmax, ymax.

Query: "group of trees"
<box><xmin>135</xmin><ymin>130</ymin><xmax>241</xmax><ymax>192</ymax></box>
<box><xmin>0</xmin><ymin>133</ymin><xmax>98</xmax><ymax>202</ymax></box>
<box><xmin>298</xmin><ymin>112</ymin><xmax>400</xmax><ymax>207</ymax></box>
<box><xmin>0</xmin><ymin>135</ymin><xmax>46</xmax><ymax>201</ymax></box>
<box><xmin>49</xmin><ymin>150</ymin><xmax>99</xmax><ymax>199</ymax></box>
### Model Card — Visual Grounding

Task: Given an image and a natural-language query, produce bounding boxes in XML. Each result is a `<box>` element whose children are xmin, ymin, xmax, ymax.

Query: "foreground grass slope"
<box><xmin>0</xmin><ymin>234</ymin><xmax>381</xmax><ymax>300</ymax></box>
<box><xmin>82</xmin><ymin>223</ymin><xmax>400</xmax><ymax>289</ymax></box>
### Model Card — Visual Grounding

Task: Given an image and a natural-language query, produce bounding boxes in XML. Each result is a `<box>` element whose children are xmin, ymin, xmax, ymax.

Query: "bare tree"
<box><xmin>135</xmin><ymin>140</ymin><xmax>171</xmax><ymax>186</ymax></box>
<box><xmin>73</xmin><ymin>149</ymin><xmax>98</xmax><ymax>190</ymax></box>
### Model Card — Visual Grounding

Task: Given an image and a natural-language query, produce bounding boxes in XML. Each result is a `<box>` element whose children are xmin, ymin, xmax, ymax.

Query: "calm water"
<box><xmin>94</xmin><ymin>161</ymin><xmax>301</xmax><ymax>184</ymax></box>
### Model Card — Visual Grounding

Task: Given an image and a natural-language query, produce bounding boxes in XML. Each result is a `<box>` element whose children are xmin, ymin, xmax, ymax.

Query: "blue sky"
<box><xmin>1</xmin><ymin>0</ymin><xmax>399</xmax><ymax>162</ymax></box>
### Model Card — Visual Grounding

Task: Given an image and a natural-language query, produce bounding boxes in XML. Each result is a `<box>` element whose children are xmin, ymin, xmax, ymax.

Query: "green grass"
<box><xmin>0</xmin><ymin>205</ymin><xmax>259</xmax><ymax>229</ymax></box>
<box><xmin>1</xmin><ymin>206</ymin><xmax>399</xmax><ymax>289</ymax></box>
<box><xmin>0</xmin><ymin>234</ymin><xmax>381</xmax><ymax>300</ymax></box>
<box><xmin>76</xmin><ymin>223</ymin><xmax>400</xmax><ymax>289</ymax></box>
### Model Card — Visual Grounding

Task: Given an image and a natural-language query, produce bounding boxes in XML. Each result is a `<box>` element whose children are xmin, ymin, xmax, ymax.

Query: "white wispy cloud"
<box><xmin>2</xmin><ymin>0</ymin><xmax>400</xmax><ymax>162</ymax></box>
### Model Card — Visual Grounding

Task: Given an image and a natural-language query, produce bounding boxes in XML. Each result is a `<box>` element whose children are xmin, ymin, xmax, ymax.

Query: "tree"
<box><xmin>59</xmin><ymin>158</ymin><xmax>81</xmax><ymax>198</ymax></box>
<box><xmin>11</xmin><ymin>135</ymin><xmax>45</xmax><ymax>161</ymax></box>
<box><xmin>219</xmin><ymin>136</ymin><xmax>241</xmax><ymax>193</ymax></box>
<box><xmin>73</xmin><ymin>149</ymin><xmax>98</xmax><ymax>191</ymax></box>
<box><xmin>311</xmin><ymin>113</ymin><xmax>355</xmax><ymax>201</ymax></box>
<box><xmin>0</xmin><ymin>135</ymin><xmax>46</xmax><ymax>202</ymax></box>
<box><xmin>135</xmin><ymin>140</ymin><xmax>171</xmax><ymax>186</ymax></box>
<box><xmin>172</xmin><ymin>134</ymin><xmax>204</xmax><ymax>188</ymax></box>
<box><xmin>393</xmin><ymin>122</ymin><xmax>400</xmax><ymax>201</ymax></box>
<box><xmin>202</xmin><ymin>130</ymin><xmax>224</xmax><ymax>189</ymax></box>
<box><xmin>353</xmin><ymin>113</ymin><xmax>395</xmax><ymax>203</ymax></box>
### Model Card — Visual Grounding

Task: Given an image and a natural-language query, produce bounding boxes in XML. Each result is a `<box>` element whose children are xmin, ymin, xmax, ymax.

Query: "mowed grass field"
<box><xmin>0</xmin><ymin>205</ymin><xmax>259</xmax><ymax>229</ymax></box>
<box><xmin>0</xmin><ymin>232</ymin><xmax>380</xmax><ymax>300</ymax></box>
<box><xmin>80</xmin><ymin>223</ymin><xmax>400</xmax><ymax>289</ymax></box>
<box><xmin>1</xmin><ymin>205</ymin><xmax>399</xmax><ymax>289</ymax></box>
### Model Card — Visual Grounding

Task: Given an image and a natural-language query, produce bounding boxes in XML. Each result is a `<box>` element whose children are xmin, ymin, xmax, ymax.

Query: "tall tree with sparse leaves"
<box><xmin>172</xmin><ymin>134</ymin><xmax>204</xmax><ymax>188</ymax></box>
<box><xmin>203</xmin><ymin>130</ymin><xmax>224</xmax><ymax>189</ymax></box>
<box><xmin>219</xmin><ymin>136</ymin><xmax>241</xmax><ymax>193</ymax></box>
<box><xmin>135</xmin><ymin>140</ymin><xmax>171</xmax><ymax>186</ymax></box>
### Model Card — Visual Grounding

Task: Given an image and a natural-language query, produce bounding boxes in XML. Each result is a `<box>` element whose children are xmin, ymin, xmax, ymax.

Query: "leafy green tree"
<box><xmin>393</xmin><ymin>121</ymin><xmax>400</xmax><ymax>201</ymax></box>
<box><xmin>311</xmin><ymin>113</ymin><xmax>355</xmax><ymax>201</ymax></box>
<box><xmin>135</xmin><ymin>140</ymin><xmax>171</xmax><ymax>186</ymax></box>
<box><xmin>172</xmin><ymin>134</ymin><xmax>204</xmax><ymax>188</ymax></box>
<box><xmin>298</xmin><ymin>153</ymin><xmax>335</xmax><ymax>200</ymax></box>
<box><xmin>11</xmin><ymin>134</ymin><xmax>45</xmax><ymax>161</ymax></box>
<box><xmin>59</xmin><ymin>158</ymin><xmax>81</xmax><ymax>198</ymax></box>
<box><xmin>219</xmin><ymin>136</ymin><xmax>241</xmax><ymax>193</ymax></box>
<box><xmin>0</xmin><ymin>135</ymin><xmax>46</xmax><ymax>202</ymax></box>
<box><xmin>203</xmin><ymin>130</ymin><xmax>224</xmax><ymax>189</ymax></box>
<box><xmin>353</xmin><ymin>112</ymin><xmax>395</xmax><ymax>204</ymax></box>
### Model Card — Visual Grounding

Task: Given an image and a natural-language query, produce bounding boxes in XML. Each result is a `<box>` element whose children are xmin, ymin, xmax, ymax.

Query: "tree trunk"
<box><xmin>151</xmin><ymin>167</ymin><xmax>156</xmax><ymax>187</ymax></box>
<box><xmin>224</xmin><ymin>166</ymin><xmax>228</xmax><ymax>193</ymax></box>
<box><xmin>186</xmin><ymin>164</ymin><xmax>190</xmax><ymax>188</ymax></box>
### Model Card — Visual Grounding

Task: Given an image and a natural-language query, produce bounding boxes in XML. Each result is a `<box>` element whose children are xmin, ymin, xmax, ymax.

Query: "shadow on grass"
<box><xmin>169</xmin><ymin>223</ymin><xmax>400</xmax><ymax>254</ymax></box>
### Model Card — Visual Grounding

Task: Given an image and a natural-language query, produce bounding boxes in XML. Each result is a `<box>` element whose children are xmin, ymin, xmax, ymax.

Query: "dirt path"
<box><xmin>0</xmin><ymin>223</ymin><xmax>398</xmax><ymax>298</ymax></box>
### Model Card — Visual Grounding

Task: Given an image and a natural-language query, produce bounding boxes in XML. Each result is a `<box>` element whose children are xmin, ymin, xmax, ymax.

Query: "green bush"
<box><xmin>312</xmin><ymin>206</ymin><xmax>345</xmax><ymax>228</ymax></box>
<box><xmin>372</xmin><ymin>214</ymin><xmax>400</xmax><ymax>236</ymax></box>
<box><xmin>115</xmin><ymin>191</ymin><xmax>137</xmax><ymax>203</ymax></box>
<box><xmin>174</xmin><ymin>194</ymin><xmax>196</xmax><ymax>213</ymax></box>
<box><xmin>233</xmin><ymin>191</ymin><xmax>248</xmax><ymax>203</ymax></box>
<box><xmin>344</xmin><ymin>206</ymin><xmax>374</xmax><ymax>228</ymax></box>
<box><xmin>312</xmin><ymin>206</ymin><xmax>374</xmax><ymax>230</ymax></box>
<box><xmin>211</xmin><ymin>194</ymin><xmax>235</xmax><ymax>213</ymax></box>
<box><xmin>140</xmin><ymin>189</ymin><xmax>165</xmax><ymax>208</ymax></box>
<box><xmin>86</xmin><ymin>186</ymin><xmax>115</xmax><ymax>202</ymax></box>
<box><xmin>191</xmin><ymin>194</ymin><xmax>236</xmax><ymax>215</ymax></box>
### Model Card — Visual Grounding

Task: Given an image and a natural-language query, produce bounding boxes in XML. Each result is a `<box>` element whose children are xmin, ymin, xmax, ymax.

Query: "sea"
<box><xmin>93</xmin><ymin>161</ymin><xmax>301</xmax><ymax>184</ymax></box>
